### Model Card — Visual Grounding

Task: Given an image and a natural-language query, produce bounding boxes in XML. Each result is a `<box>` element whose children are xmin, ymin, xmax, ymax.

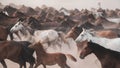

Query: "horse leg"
<box><xmin>29</xmin><ymin>63</ymin><xmax>34</xmax><ymax>68</ymax></box>
<box><xmin>19</xmin><ymin>58</ymin><xmax>26</xmax><ymax>68</ymax></box>
<box><xmin>28</xmin><ymin>56</ymin><xmax>35</xmax><ymax>68</ymax></box>
<box><xmin>19</xmin><ymin>62</ymin><xmax>26</xmax><ymax>68</ymax></box>
<box><xmin>9</xmin><ymin>33</ymin><xmax>14</xmax><ymax>40</ymax></box>
<box><xmin>1</xmin><ymin>60</ymin><xmax>7</xmax><ymax>68</ymax></box>
<box><xmin>29</xmin><ymin>60</ymin><xmax>35</xmax><ymax>68</ymax></box>
<box><xmin>23</xmin><ymin>62</ymin><xmax>26</xmax><ymax>68</ymax></box>
<box><xmin>34</xmin><ymin>62</ymin><xmax>41</xmax><ymax>68</ymax></box>
<box><xmin>64</xmin><ymin>63</ymin><xmax>70</xmax><ymax>68</ymax></box>
<box><xmin>19</xmin><ymin>63</ymin><xmax>23</xmax><ymax>68</ymax></box>
<box><xmin>58</xmin><ymin>62</ymin><xmax>70</xmax><ymax>68</ymax></box>
<box><xmin>42</xmin><ymin>64</ymin><xmax>46</xmax><ymax>68</ymax></box>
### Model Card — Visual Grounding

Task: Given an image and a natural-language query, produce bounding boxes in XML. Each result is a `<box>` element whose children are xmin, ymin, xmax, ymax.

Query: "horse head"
<box><xmin>75</xmin><ymin>28</ymin><xmax>94</xmax><ymax>43</ymax></box>
<box><xmin>80</xmin><ymin>41</ymin><xmax>93</xmax><ymax>59</ymax></box>
<box><xmin>65</xmin><ymin>25</ymin><xmax>83</xmax><ymax>39</ymax></box>
<box><xmin>10</xmin><ymin>18</ymin><xmax>26</xmax><ymax>33</ymax></box>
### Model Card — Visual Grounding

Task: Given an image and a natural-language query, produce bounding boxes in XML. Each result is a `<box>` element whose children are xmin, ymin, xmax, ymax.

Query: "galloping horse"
<box><xmin>10</xmin><ymin>18</ymin><xmax>68</xmax><ymax>47</ymax></box>
<box><xmin>0</xmin><ymin>41</ymin><xmax>35</xmax><ymax>68</ymax></box>
<box><xmin>95</xmin><ymin>16</ymin><xmax>120</xmax><ymax>29</ymax></box>
<box><xmin>65</xmin><ymin>25</ymin><xmax>83</xmax><ymax>40</ymax></box>
<box><xmin>80</xmin><ymin>41</ymin><xmax>120</xmax><ymax>68</ymax></box>
<box><xmin>0</xmin><ymin>25</ymin><xmax>14</xmax><ymax>40</ymax></box>
<box><xmin>66</xmin><ymin>25</ymin><xmax>119</xmax><ymax>50</ymax></box>
<box><xmin>29</xmin><ymin>42</ymin><xmax>77</xmax><ymax>68</ymax></box>
<box><xmin>75</xmin><ymin>28</ymin><xmax>120</xmax><ymax>52</ymax></box>
<box><xmin>0</xmin><ymin>11</ymin><xmax>18</xmax><ymax>26</ymax></box>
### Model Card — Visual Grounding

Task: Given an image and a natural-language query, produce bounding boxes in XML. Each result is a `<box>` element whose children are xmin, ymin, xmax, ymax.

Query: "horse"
<box><xmin>94</xmin><ymin>16</ymin><xmax>120</xmax><ymax>29</ymax></box>
<box><xmin>80</xmin><ymin>41</ymin><xmax>120</xmax><ymax>68</ymax></box>
<box><xmin>3</xmin><ymin>6</ymin><xmax>17</xmax><ymax>16</ymax></box>
<box><xmin>75</xmin><ymin>28</ymin><xmax>120</xmax><ymax>52</ymax></box>
<box><xmin>56</xmin><ymin>16</ymin><xmax>77</xmax><ymax>33</ymax></box>
<box><xmin>29</xmin><ymin>42</ymin><xmax>77</xmax><ymax>68</ymax></box>
<box><xmin>0</xmin><ymin>25</ymin><xmax>14</xmax><ymax>40</ymax></box>
<box><xmin>0</xmin><ymin>11</ymin><xmax>18</xmax><ymax>26</ymax></box>
<box><xmin>65</xmin><ymin>24</ymin><xmax>119</xmax><ymax>51</ymax></box>
<box><xmin>95</xmin><ymin>30</ymin><xmax>119</xmax><ymax>39</ymax></box>
<box><xmin>65</xmin><ymin>25</ymin><xmax>83</xmax><ymax>40</ymax></box>
<box><xmin>10</xmin><ymin>18</ymin><xmax>68</xmax><ymax>47</ymax></box>
<box><xmin>0</xmin><ymin>40</ymin><xmax>35</xmax><ymax>68</ymax></box>
<box><xmin>12</xmin><ymin>11</ymin><xmax>27</xmax><ymax>18</ymax></box>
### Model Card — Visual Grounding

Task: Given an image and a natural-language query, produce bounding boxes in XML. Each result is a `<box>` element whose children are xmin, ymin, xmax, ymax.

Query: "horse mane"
<box><xmin>88</xmin><ymin>41</ymin><xmax>120</xmax><ymax>57</ymax></box>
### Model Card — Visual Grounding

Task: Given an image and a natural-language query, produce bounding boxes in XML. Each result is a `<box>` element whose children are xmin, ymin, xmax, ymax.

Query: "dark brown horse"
<box><xmin>3</xmin><ymin>5</ymin><xmax>17</xmax><ymax>16</ymax></box>
<box><xmin>0</xmin><ymin>41</ymin><xmax>35</xmax><ymax>68</ymax></box>
<box><xmin>0</xmin><ymin>11</ymin><xmax>18</xmax><ymax>26</ymax></box>
<box><xmin>29</xmin><ymin>42</ymin><xmax>77</xmax><ymax>68</ymax></box>
<box><xmin>0</xmin><ymin>24</ymin><xmax>22</xmax><ymax>40</ymax></box>
<box><xmin>80</xmin><ymin>41</ymin><xmax>120</xmax><ymax>68</ymax></box>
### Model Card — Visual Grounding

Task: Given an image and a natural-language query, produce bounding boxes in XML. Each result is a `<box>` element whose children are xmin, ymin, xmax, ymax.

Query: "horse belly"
<box><xmin>42</xmin><ymin>56</ymin><xmax>57</xmax><ymax>65</ymax></box>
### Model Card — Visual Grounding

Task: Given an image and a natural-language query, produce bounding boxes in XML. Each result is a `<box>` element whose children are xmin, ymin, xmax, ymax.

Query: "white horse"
<box><xmin>10</xmin><ymin>19</ymin><xmax>73</xmax><ymax>49</ymax></box>
<box><xmin>75</xmin><ymin>28</ymin><xmax>120</xmax><ymax>52</ymax></box>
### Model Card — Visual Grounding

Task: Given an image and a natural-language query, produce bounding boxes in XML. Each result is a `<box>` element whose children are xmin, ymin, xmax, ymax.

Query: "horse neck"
<box><xmin>35</xmin><ymin>45</ymin><xmax>47</xmax><ymax>56</ymax></box>
<box><xmin>6</xmin><ymin>25</ymin><xmax>14</xmax><ymax>34</ymax></box>
<box><xmin>91</xmin><ymin>45</ymin><xmax>108</xmax><ymax>62</ymax></box>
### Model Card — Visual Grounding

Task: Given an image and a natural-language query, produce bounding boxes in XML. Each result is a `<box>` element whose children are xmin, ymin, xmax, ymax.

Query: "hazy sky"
<box><xmin>0</xmin><ymin>0</ymin><xmax>120</xmax><ymax>10</ymax></box>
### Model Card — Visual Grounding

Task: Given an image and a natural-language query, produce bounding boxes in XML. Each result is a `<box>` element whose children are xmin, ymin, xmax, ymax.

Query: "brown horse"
<box><xmin>29</xmin><ymin>42</ymin><xmax>77</xmax><ymax>68</ymax></box>
<box><xmin>0</xmin><ymin>25</ymin><xmax>16</xmax><ymax>40</ymax></box>
<box><xmin>80</xmin><ymin>41</ymin><xmax>120</xmax><ymax>68</ymax></box>
<box><xmin>12</xmin><ymin>11</ymin><xmax>27</xmax><ymax>18</ymax></box>
<box><xmin>95</xmin><ymin>17</ymin><xmax>120</xmax><ymax>29</ymax></box>
<box><xmin>0</xmin><ymin>11</ymin><xmax>18</xmax><ymax>26</ymax></box>
<box><xmin>95</xmin><ymin>30</ymin><xmax>119</xmax><ymax>38</ymax></box>
<box><xmin>65</xmin><ymin>25</ymin><xmax>83</xmax><ymax>40</ymax></box>
<box><xmin>0</xmin><ymin>41</ymin><xmax>35</xmax><ymax>68</ymax></box>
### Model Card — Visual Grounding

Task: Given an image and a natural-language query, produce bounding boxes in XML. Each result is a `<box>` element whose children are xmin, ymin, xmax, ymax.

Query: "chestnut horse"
<box><xmin>80</xmin><ymin>41</ymin><xmax>120</xmax><ymax>68</ymax></box>
<box><xmin>0</xmin><ymin>41</ymin><xmax>35</xmax><ymax>68</ymax></box>
<box><xmin>29</xmin><ymin>42</ymin><xmax>77</xmax><ymax>68</ymax></box>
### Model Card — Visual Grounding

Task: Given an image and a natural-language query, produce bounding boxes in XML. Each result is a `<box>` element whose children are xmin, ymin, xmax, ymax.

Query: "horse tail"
<box><xmin>66</xmin><ymin>54</ymin><xmax>77</xmax><ymax>62</ymax></box>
